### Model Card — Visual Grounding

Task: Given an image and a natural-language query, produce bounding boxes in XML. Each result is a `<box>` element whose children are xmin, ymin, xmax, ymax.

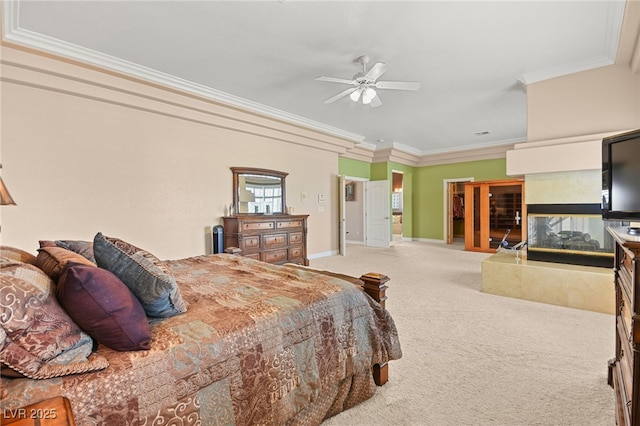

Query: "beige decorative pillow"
<box><xmin>0</xmin><ymin>257</ymin><xmax>108</xmax><ymax>379</ymax></box>
<box><xmin>35</xmin><ymin>246</ymin><xmax>96</xmax><ymax>282</ymax></box>
<box><xmin>0</xmin><ymin>246</ymin><xmax>37</xmax><ymax>265</ymax></box>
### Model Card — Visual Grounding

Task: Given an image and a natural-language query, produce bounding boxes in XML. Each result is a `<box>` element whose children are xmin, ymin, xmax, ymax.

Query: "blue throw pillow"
<box><xmin>93</xmin><ymin>233</ymin><xmax>187</xmax><ymax>318</ymax></box>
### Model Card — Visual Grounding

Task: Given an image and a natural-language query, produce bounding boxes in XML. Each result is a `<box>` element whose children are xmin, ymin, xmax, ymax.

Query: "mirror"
<box><xmin>231</xmin><ymin>167</ymin><xmax>288</xmax><ymax>215</ymax></box>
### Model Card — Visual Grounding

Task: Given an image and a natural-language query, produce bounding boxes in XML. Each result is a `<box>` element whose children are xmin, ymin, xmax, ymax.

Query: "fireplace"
<box><xmin>527</xmin><ymin>204</ymin><xmax>618</xmax><ymax>268</ymax></box>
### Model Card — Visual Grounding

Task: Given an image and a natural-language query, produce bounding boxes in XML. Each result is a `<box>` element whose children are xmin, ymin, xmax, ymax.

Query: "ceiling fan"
<box><xmin>316</xmin><ymin>55</ymin><xmax>420</xmax><ymax>108</ymax></box>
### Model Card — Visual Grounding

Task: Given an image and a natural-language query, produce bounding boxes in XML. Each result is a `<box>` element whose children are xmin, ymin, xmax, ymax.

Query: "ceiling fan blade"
<box><xmin>324</xmin><ymin>87</ymin><xmax>358</xmax><ymax>104</ymax></box>
<box><xmin>364</xmin><ymin>62</ymin><xmax>388</xmax><ymax>82</ymax></box>
<box><xmin>374</xmin><ymin>81</ymin><xmax>421</xmax><ymax>91</ymax></box>
<box><xmin>369</xmin><ymin>95</ymin><xmax>382</xmax><ymax>108</ymax></box>
<box><xmin>316</xmin><ymin>76</ymin><xmax>355</xmax><ymax>84</ymax></box>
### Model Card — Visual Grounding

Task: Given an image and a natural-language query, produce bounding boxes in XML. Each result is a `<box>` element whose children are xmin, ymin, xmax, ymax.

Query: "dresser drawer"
<box><xmin>289</xmin><ymin>232</ymin><xmax>303</xmax><ymax>244</ymax></box>
<box><xmin>617</xmin><ymin>316</ymin><xmax>634</xmax><ymax>395</ymax></box>
<box><xmin>612</xmin><ymin>359</ymin><xmax>632</xmax><ymax>426</ymax></box>
<box><xmin>262</xmin><ymin>249</ymin><xmax>287</xmax><ymax>264</ymax></box>
<box><xmin>619</xmin><ymin>285</ymin><xmax>640</xmax><ymax>348</ymax></box>
<box><xmin>620</xmin><ymin>288</ymin><xmax>633</xmax><ymax>342</ymax></box>
<box><xmin>289</xmin><ymin>246</ymin><xmax>303</xmax><ymax>261</ymax></box>
<box><xmin>242</xmin><ymin>221</ymin><xmax>275</xmax><ymax>231</ymax></box>
<box><xmin>277</xmin><ymin>220</ymin><xmax>303</xmax><ymax>229</ymax></box>
<box><xmin>241</xmin><ymin>236</ymin><xmax>261</xmax><ymax>250</ymax></box>
<box><xmin>263</xmin><ymin>233</ymin><xmax>287</xmax><ymax>248</ymax></box>
<box><xmin>619</xmin><ymin>267</ymin><xmax>634</xmax><ymax>304</ymax></box>
<box><xmin>620</xmin><ymin>248</ymin><xmax>635</xmax><ymax>276</ymax></box>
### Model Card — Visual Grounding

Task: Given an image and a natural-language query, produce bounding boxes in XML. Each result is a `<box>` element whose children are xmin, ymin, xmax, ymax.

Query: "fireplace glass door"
<box><xmin>527</xmin><ymin>204</ymin><xmax>616</xmax><ymax>268</ymax></box>
<box><xmin>465</xmin><ymin>180</ymin><xmax>524</xmax><ymax>252</ymax></box>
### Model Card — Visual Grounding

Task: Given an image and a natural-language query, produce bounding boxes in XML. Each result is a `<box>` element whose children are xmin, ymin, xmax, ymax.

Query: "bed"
<box><xmin>0</xmin><ymin>233</ymin><xmax>401</xmax><ymax>425</ymax></box>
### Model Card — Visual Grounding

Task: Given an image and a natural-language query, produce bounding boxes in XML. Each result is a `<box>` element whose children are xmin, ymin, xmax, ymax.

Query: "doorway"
<box><xmin>392</xmin><ymin>172</ymin><xmax>404</xmax><ymax>239</ymax></box>
<box><xmin>339</xmin><ymin>177</ymin><xmax>391</xmax><ymax>253</ymax></box>
<box><xmin>464</xmin><ymin>179</ymin><xmax>525</xmax><ymax>253</ymax></box>
<box><xmin>444</xmin><ymin>177</ymin><xmax>473</xmax><ymax>244</ymax></box>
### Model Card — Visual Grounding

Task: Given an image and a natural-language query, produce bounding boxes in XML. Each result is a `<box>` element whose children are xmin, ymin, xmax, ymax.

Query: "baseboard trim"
<box><xmin>308</xmin><ymin>250</ymin><xmax>338</xmax><ymax>260</ymax></box>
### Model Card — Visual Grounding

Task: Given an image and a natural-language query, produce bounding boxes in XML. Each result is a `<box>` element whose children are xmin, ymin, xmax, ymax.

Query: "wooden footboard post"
<box><xmin>360</xmin><ymin>272</ymin><xmax>390</xmax><ymax>386</ymax></box>
<box><xmin>360</xmin><ymin>272</ymin><xmax>389</xmax><ymax>309</ymax></box>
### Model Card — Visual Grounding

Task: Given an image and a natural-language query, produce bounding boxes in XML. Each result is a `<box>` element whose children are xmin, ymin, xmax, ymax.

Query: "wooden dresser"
<box><xmin>222</xmin><ymin>214</ymin><xmax>309</xmax><ymax>265</ymax></box>
<box><xmin>608</xmin><ymin>226</ymin><xmax>640</xmax><ymax>426</ymax></box>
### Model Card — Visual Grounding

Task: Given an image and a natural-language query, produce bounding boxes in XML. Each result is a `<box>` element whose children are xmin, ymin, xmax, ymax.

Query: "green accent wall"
<box><xmin>338</xmin><ymin>158</ymin><xmax>370</xmax><ymax>179</ymax></box>
<box><xmin>370</xmin><ymin>162</ymin><xmax>388</xmax><ymax>181</ymax></box>
<box><xmin>338</xmin><ymin>156</ymin><xmax>509</xmax><ymax>242</ymax></box>
<box><xmin>414</xmin><ymin>158</ymin><xmax>509</xmax><ymax>240</ymax></box>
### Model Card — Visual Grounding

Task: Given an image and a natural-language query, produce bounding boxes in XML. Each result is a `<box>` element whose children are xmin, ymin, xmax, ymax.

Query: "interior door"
<box><xmin>447</xmin><ymin>182</ymin><xmax>455</xmax><ymax>244</ymax></box>
<box><xmin>464</xmin><ymin>180</ymin><xmax>525</xmax><ymax>252</ymax></box>
<box><xmin>487</xmin><ymin>183</ymin><xmax>524</xmax><ymax>250</ymax></box>
<box><xmin>338</xmin><ymin>175</ymin><xmax>346</xmax><ymax>255</ymax></box>
<box><xmin>365</xmin><ymin>180</ymin><xmax>390</xmax><ymax>248</ymax></box>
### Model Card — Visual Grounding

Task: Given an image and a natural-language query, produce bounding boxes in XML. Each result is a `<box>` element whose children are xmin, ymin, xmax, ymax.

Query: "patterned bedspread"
<box><xmin>1</xmin><ymin>254</ymin><xmax>401</xmax><ymax>425</ymax></box>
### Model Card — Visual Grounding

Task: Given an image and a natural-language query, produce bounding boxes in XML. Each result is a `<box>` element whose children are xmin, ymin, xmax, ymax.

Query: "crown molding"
<box><xmin>4</xmin><ymin>0</ymin><xmax>626</xmax><ymax>164</ymax></box>
<box><xmin>517</xmin><ymin>55</ymin><xmax>615</xmax><ymax>86</ymax></box>
<box><xmin>340</xmin><ymin>145</ymin><xmax>376</xmax><ymax>163</ymax></box>
<box><xmin>2</xmin><ymin>1</ymin><xmax>366</xmax><ymax>146</ymax></box>
<box><xmin>417</xmin><ymin>142</ymin><xmax>516</xmax><ymax>167</ymax></box>
<box><xmin>518</xmin><ymin>0</ymin><xmax>625</xmax><ymax>86</ymax></box>
<box><xmin>371</xmin><ymin>147</ymin><xmax>420</xmax><ymax>167</ymax></box>
<box><xmin>604</xmin><ymin>0</ymin><xmax>627</xmax><ymax>60</ymax></box>
<box><xmin>341</xmin><ymin>139</ymin><xmax>519</xmax><ymax>167</ymax></box>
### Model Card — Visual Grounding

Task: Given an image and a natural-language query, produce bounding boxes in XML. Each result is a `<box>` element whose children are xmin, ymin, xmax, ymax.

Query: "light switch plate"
<box><xmin>318</xmin><ymin>193</ymin><xmax>325</xmax><ymax>202</ymax></box>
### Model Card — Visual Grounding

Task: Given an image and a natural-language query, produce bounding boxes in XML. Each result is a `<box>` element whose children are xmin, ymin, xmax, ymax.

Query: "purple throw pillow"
<box><xmin>57</xmin><ymin>262</ymin><xmax>152</xmax><ymax>351</ymax></box>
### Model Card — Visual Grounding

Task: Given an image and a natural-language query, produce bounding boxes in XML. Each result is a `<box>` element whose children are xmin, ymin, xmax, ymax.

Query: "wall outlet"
<box><xmin>300</xmin><ymin>192</ymin><xmax>307</xmax><ymax>202</ymax></box>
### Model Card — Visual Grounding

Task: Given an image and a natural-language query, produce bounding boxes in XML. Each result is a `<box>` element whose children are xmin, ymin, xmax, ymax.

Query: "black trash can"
<box><xmin>212</xmin><ymin>225</ymin><xmax>224</xmax><ymax>254</ymax></box>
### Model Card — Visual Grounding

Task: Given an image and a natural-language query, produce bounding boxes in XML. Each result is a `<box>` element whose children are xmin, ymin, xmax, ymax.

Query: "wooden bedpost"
<box><xmin>359</xmin><ymin>272</ymin><xmax>390</xmax><ymax>386</ymax></box>
<box><xmin>360</xmin><ymin>272</ymin><xmax>389</xmax><ymax>309</ymax></box>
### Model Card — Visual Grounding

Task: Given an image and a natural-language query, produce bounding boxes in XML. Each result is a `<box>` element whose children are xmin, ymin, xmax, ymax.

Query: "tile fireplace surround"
<box><xmin>481</xmin><ymin>134</ymin><xmax>621</xmax><ymax>314</ymax></box>
<box><xmin>481</xmin><ymin>251</ymin><xmax>614</xmax><ymax>314</ymax></box>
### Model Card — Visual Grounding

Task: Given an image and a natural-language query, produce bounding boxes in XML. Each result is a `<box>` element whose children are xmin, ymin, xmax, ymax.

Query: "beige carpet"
<box><xmin>313</xmin><ymin>240</ymin><xmax>615</xmax><ymax>426</ymax></box>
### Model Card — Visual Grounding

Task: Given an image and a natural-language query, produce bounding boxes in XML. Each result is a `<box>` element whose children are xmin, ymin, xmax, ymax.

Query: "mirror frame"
<box><xmin>231</xmin><ymin>167</ymin><xmax>288</xmax><ymax>215</ymax></box>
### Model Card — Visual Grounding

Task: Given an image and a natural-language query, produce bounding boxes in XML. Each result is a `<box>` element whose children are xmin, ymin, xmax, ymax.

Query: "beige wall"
<box><xmin>527</xmin><ymin>64</ymin><xmax>640</xmax><ymax>142</ymax></box>
<box><xmin>515</xmin><ymin>26</ymin><xmax>640</xmax><ymax>203</ymax></box>
<box><xmin>0</xmin><ymin>44</ymin><xmax>349</xmax><ymax>259</ymax></box>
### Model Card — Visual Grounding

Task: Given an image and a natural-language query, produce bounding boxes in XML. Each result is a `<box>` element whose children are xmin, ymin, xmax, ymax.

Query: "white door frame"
<box><xmin>339</xmin><ymin>176</ymin><xmax>368</xmax><ymax>254</ymax></box>
<box><xmin>391</xmin><ymin>170</ymin><xmax>404</xmax><ymax>237</ymax></box>
<box><xmin>443</xmin><ymin>177</ymin><xmax>474</xmax><ymax>243</ymax></box>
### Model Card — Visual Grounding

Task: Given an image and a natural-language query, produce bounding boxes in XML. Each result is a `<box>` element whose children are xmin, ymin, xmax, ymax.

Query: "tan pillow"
<box><xmin>35</xmin><ymin>246</ymin><xmax>96</xmax><ymax>282</ymax></box>
<box><xmin>0</xmin><ymin>257</ymin><xmax>108</xmax><ymax>379</ymax></box>
<box><xmin>0</xmin><ymin>246</ymin><xmax>37</xmax><ymax>265</ymax></box>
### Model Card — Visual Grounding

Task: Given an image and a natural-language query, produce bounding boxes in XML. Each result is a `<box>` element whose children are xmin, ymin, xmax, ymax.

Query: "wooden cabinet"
<box><xmin>464</xmin><ymin>180</ymin><xmax>525</xmax><ymax>253</ymax></box>
<box><xmin>222</xmin><ymin>214</ymin><xmax>309</xmax><ymax>265</ymax></box>
<box><xmin>608</xmin><ymin>226</ymin><xmax>640</xmax><ymax>426</ymax></box>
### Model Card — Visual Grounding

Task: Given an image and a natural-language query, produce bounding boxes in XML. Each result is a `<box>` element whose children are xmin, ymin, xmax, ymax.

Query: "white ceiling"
<box><xmin>3</xmin><ymin>1</ymin><xmax>627</xmax><ymax>155</ymax></box>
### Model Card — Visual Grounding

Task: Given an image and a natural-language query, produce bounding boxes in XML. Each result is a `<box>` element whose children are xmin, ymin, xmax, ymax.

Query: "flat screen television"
<box><xmin>602</xmin><ymin>129</ymin><xmax>640</xmax><ymax>234</ymax></box>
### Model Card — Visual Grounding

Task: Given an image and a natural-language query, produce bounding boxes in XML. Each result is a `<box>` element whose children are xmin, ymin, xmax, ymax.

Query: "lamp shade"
<box><xmin>0</xmin><ymin>174</ymin><xmax>16</xmax><ymax>206</ymax></box>
<box><xmin>362</xmin><ymin>87</ymin><xmax>376</xmax><ymax>104</ymax></box>
<box><xmin>350</xmin><ymin>88</ymin><xmax>362</xmax><ymax>102</ymax></box>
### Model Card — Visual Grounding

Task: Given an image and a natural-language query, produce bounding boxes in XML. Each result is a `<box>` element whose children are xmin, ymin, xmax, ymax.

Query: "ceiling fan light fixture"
<box><xmin>350</xmin><ymin>88</ymin><xmax>362</xmax><ymax>102</ymax></box>
<box><xmin>362</xmin><ymin>87</ymin><xmax>376</xmax><ymax>104</ymax></box>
